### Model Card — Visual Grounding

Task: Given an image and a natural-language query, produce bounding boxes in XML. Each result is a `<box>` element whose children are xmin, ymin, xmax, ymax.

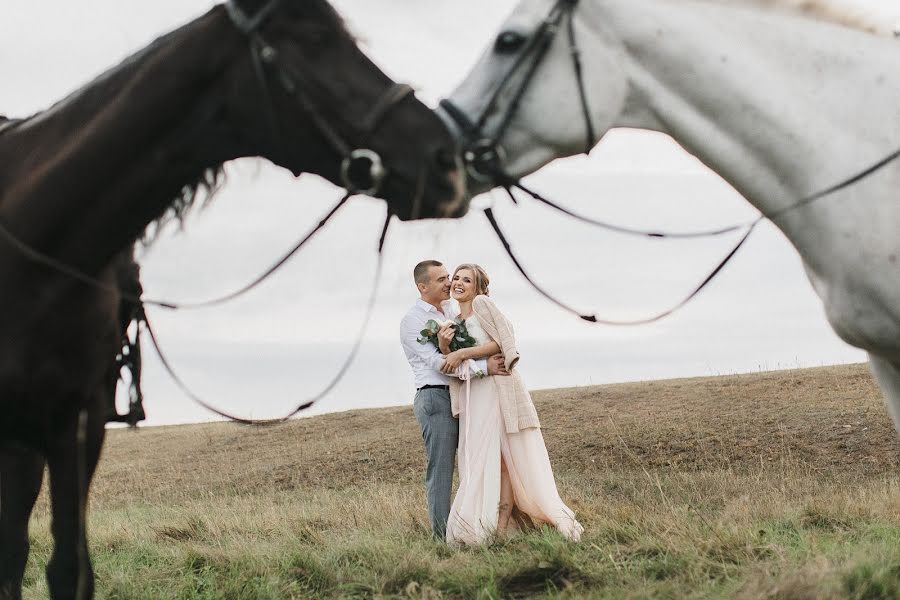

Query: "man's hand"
<box><xmin>487</xmin><ymin>354</ymin><xmax>509</xmax><ymax>377</ymax></box>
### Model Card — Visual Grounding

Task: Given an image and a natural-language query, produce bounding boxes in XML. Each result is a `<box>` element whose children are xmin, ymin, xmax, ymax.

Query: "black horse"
<box><xmin>0</xmin><ymin>1</ymin><xmax>465</xmax><ymax>598</ymax></box>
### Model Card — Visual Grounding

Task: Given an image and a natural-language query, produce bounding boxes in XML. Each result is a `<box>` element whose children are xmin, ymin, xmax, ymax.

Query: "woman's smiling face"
<box><xmin>451</xmin><ymin>268</ymin><xmax>477</xmax><ymax>302</ymax></box>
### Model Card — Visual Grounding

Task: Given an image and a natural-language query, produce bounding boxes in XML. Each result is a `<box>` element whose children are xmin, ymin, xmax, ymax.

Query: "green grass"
<box><xmin>20</xmin><ymin>472</ymin><xmax>900</xmax><ymax>599</ymax></box>
<box><xmin>18</xmin><ymin>365</ymin><xmax>900</xmax><ymax>598</ymax></box>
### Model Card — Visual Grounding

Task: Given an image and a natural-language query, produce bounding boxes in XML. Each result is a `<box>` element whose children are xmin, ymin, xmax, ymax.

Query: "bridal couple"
<box><xmin>400</xmin><ymin>260</ymin><xmax>583</xmax><ymax>545</ymax></box>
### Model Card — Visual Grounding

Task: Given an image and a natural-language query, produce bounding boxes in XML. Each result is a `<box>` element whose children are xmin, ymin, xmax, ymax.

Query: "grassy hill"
<box><xmin>22</xmin><ymin>363</ymin><xmax>900</xmax><ymax>599</ymax></box>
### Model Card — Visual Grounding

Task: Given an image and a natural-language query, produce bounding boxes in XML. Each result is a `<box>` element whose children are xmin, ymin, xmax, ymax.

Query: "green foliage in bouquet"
<box><xmin>417</xmin><ymin>318</ymin><xmax>477</xmax><ymax>352</ymax></box>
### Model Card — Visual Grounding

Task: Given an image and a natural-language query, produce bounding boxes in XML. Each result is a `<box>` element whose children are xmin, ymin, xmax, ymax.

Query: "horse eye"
<box><xmin>494</xmin><ymin>30</ymin><xmax>526</xmax><ymax>54</ymax></box>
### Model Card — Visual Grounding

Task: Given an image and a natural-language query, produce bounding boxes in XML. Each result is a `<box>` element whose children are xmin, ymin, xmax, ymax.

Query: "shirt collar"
<box><xmin>416</xmin><ymin>298</ymin><xmax>441</xmax><ymax>315</ymax></box>
<box><xmin>415</xmin><ymin>298</ymin><xmax>455</xmax><ymax>317</ymax></box>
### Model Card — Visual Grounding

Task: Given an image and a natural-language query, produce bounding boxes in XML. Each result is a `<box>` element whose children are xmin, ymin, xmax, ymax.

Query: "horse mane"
<box><xmin>17</xmin><ymin>14</ymin><xmax>231</xmax><ymax>243</ymax></box>
<box><xmin>146</xmin><ymin>0</ymin><xmax>355</xmax><ymax>242</ymax></box>
<box><xmin>12</xmin><ymin>0</ymin><xmax>353</xmax><ymax>246</ymax></box>
<box><xmin>143</xmin><ymin>166</ymin><xmax>226</xmax><ymax>244</ymax></box>
<box><xmin>701</xmin><ymin>0</ymin><xmax>900</xmax><ymax>36</ymax></box>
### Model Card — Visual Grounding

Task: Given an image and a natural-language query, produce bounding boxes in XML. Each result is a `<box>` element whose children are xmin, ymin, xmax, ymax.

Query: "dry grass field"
<box><xmin>20</xmin><ymin>363</ymin><xmax>900</xmax><ymax>598</ymax></box>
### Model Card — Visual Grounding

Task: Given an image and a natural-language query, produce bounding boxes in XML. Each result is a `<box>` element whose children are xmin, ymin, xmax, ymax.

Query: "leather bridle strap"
<box><xmin>225</xmin><ymin>0</ymin><xmax>414</xmax><ymax>195</ymax></box>
<box><xmin>566</xmin><ymin>2</ymin><xmax>595</xmax><ymax>153</ymax></box>
<box><xmin>224</xmin><ymin>0</ymin><xmax>281</xmax><ymax>34</ymax></box>
<box><xmin>440</xmin><ymin>0</ymin><xmax>593</xmax><ymax>182</ymax></box>
<box><xmin>361</xmin><ymin>83</ymin><xmax>414</xmax><ymax>141</ymax></box>
<box><xmin>474</xmin><ymin>0</ymin><xmax>569</xmax><ymax>133</ymax></box>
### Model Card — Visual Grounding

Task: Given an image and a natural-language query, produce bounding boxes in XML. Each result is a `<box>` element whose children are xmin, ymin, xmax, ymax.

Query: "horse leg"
<box><xmin>0</xmin><ymin>446</ymin><xmax>45</xmax><ymax>600</ymax></box>
<box><xmin>44</xmin><ymin>400</ymin><xmax>106</xmax><ymax>600</ymax></box>
<box><xmin>869</xmin><ymin>354</ymin><xmax>900</xmax><ymax>434</ymax></box>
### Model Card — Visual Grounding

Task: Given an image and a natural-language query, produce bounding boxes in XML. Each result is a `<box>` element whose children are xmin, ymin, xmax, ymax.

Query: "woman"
<box><xmin>437</xmin><ymin>264</ymin><xmax>583</xmax><ymax>545</ymax></box>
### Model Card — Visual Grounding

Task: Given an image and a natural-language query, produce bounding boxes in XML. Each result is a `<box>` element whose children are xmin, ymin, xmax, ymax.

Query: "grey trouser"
<box><xmin>413</xmin><ymin>386</ymin><xmax>458</xmax><ymax>540</ymax></box>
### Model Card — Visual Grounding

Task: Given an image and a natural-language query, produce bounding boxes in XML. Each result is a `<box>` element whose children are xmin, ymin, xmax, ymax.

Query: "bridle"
<box><xmin>226</xmin><ymin>0</ymin><xmax>413</xmax><ymax>196</ymax></box>
<box><xmin>0</xmin><ymin>0</ymin><xmax>410</xmax><ymax>425</ymax></box>
<box><xmin>440</xmin><ymin>0</ymin><xmax>592</xmax><ymax>183</ymax></box>
<box><xmin>437</xmin><ymin>0</ymin><xmax>900</xmax><ymax>326</ymax></box>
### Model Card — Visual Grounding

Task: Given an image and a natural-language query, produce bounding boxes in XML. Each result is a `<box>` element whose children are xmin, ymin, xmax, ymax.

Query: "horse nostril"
<box><xmin>433</xmin><ymin>147</ymin><xmax>458</xmax><ymax>172</ymax></box>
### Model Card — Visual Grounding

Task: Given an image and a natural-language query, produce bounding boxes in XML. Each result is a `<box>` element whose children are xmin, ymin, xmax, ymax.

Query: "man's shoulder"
<box><xmin>401</xmin><ymin>300</ymin><xmax>433</xmax><ymax>328</ymax></box>
<box><xmin>401</xmin><ymin>304</ymin><xmax>421</xmax><ymax>324</ymax></box>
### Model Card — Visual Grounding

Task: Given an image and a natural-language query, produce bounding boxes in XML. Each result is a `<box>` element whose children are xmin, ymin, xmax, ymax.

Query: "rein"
<box><xmin>143</xmin><ymin>213</ymin><xmax>391</xmax><ymax>425</ymax></box>
<box><xmin>0</xmin><ymin>191</ymin><xmax>368</xmax><ymax>422</ymax></box>
<box><xmin>439</xmin><ymin>0</ymin><xmax>900</xmax><ymax>325</ymax></box>
<box><xmin>0</xmin><ymin>192</ymin><xmax>351</xmax><ymax>312</ymax></box>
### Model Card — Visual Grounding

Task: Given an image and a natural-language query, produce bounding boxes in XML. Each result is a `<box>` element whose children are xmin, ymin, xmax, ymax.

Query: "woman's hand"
<box><xmin>441</xmin><ymin>349</ymin><xmax>466</xmax><ymax>372</ymax></box>
<box><xmin>438</xmin><ymin>323</ymin><xmax>454</xmax><ymax>355</ymax></box>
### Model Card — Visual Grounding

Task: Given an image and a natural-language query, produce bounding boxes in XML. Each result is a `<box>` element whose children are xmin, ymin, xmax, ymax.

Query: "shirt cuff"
<box><xmin>474</xmin><ymin>358</ymin><xmax>487</xmax><ymax>377</ymax></box>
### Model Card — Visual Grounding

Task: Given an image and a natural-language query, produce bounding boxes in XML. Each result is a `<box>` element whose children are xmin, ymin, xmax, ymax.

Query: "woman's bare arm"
<box><xmin>441</xmin><ymin>340</ymin><xmax>502</xmax><ymax>372</ymax></box>
<box><xmin>457</xmin><ymin>340</ymin><xmax>500</xmax><ymax>360</ymax></box>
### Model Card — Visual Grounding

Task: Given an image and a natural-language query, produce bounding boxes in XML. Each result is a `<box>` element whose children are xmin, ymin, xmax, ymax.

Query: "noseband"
<box><xmin>440</xmin><ymin>0</ymin><xmax>593</xmax><ymax>182</ymax></box>
<box><xmin>226</xmin><ymin>0</ymin><xmax>413</xmax><ymax>195</ymax></box>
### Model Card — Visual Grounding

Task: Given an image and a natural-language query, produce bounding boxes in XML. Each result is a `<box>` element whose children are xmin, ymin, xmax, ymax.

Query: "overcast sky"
<box><xmin>1</xmin><ymin>1</ymin><xmax>869</xmax><ymax>425</ymax></box>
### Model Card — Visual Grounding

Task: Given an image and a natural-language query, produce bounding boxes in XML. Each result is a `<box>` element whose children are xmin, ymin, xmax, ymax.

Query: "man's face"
<box><xmin>419</xmin><ymin>265</ymin><xmax>451</xmax><ymax>304</ymax></box>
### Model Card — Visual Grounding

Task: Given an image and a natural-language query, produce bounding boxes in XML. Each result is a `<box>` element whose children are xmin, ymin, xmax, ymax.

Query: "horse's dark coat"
<box><xmin>0</xmin><ymin>2</ymin><xmax>460</xmax><ymax>598</ymax></box>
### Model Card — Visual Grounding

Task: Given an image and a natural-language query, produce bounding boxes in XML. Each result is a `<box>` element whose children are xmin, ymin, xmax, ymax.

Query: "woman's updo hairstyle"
<box><xmin>453</xmin><ymin>263</ymin><xmax>490</xmax><ymax>296</ymax></box>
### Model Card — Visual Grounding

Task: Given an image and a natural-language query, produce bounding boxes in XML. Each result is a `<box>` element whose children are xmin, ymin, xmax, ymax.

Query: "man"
<box><xmin>400</xmin><ymin>259</ymin><xmax>509</xmax><ymax>539</ymax></box>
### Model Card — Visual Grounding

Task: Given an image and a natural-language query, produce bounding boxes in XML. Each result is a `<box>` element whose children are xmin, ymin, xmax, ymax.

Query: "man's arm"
<box><xmin>400</xmin><ymin>314</ymin><xmax>448</xmax><ymax>373</ymax></box>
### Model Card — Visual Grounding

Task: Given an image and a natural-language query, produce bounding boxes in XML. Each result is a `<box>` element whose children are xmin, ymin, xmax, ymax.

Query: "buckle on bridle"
<box><xmin>463</xmin><ymin>139</ymin><xmax>507</xmax><ymax>183</ymax></box>
<box><xmin>341</xmin><ymin>149</ymin><xmax>387</xmax><ymax>195</ymax></box>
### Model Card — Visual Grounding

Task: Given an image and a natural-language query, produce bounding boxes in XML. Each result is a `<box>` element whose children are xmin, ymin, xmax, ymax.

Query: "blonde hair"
<box><xmin>453</xmin><ymin>263</ymin><xmax>490</xmax><ymax>296</ymax></box>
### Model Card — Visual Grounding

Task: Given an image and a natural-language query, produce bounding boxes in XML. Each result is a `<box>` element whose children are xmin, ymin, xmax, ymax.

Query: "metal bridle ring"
<box><xmin>341</xmin><ymin>148</ymin><xmax>387</xmax><ymax>195</ymax></box>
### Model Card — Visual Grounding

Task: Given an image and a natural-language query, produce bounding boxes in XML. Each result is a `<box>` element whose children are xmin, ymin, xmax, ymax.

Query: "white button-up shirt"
<box><xmin>400</xmin><ymin>298</ymin><xmax>487</xmax><ymax>389</ymax></box>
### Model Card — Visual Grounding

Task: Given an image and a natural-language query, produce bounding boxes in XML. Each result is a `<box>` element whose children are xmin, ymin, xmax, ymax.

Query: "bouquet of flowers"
<box><xmin>417</xmin><ymin>317</ymin><xmax>477</xmax><ymax>352</ymax></box>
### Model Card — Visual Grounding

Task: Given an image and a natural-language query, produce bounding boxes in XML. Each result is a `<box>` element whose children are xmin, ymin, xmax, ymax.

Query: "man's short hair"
<box><xmin>413</xmin><ymin>260</ymin><xmax>443</xmax><ymax>285</ymax></box>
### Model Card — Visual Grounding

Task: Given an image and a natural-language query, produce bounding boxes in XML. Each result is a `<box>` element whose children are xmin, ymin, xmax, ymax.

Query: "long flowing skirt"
<box><xmin>446</xmin><ymin>377</ymin><xmax>583</xmax><ymax>545</ymax></box>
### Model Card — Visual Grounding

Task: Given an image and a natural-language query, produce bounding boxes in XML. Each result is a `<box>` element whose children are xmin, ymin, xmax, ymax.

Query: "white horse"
<box><xmin>439</xmin><ymin>0</ymin><xmax>900</xmax><ymax>428</ymax></box>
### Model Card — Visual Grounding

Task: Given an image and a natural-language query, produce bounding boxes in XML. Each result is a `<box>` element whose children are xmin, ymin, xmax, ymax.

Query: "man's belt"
<box><xmin>417</xmin><ymin>384</ymin><xmax>450</xmax><ymax>391</ymax></box>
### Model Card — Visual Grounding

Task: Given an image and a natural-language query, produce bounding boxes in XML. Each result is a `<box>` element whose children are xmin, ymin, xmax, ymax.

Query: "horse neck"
<box><xmin>601</xmin><ymin>0</ymin><xmax>900</xmax><ymax>259</ymax></box>
<box><xmin>1</xmin><ymin>6</ymin><xmax>248</xmax><ymax>276</ymax></box>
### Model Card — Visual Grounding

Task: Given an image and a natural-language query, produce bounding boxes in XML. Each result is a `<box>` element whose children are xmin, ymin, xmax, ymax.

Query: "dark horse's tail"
<box><xmin>107</xmin><ymin>249</ymin><xmax>146</xmax><ymax>426</ymax></box>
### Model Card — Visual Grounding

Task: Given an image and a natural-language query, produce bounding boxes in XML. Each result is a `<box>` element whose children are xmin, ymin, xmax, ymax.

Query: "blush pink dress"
<box><xmin>445</xmin><ymin>315</ymin><xmax>583</xmax><ymax>546</ymax></box>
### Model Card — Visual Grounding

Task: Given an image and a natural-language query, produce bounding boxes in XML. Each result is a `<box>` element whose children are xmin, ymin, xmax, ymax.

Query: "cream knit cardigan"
<box><xmin>449</xmin><ymin>295</ymin><xmax>541</xmax><ymax>433</ymax></box>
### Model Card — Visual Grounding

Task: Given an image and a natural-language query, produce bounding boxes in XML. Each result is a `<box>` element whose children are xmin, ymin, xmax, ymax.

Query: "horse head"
<box><xmin>438</xmin><ymin>0</ymin><xmax>626</xmax><ymax>200</ymax></box>
<box><xmin>222</xmin><ymin>0</ymin><xmax>467</xmax><ymax>219</ymax></box>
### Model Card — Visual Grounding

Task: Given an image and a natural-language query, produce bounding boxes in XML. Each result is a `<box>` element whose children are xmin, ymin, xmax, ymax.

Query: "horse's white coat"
<box><xmin>722</xmin><ymin>0</ymin><xmax>900</xmax><ymax>36</ymax></box>
<box><xmin>448</xmin><ymin>0</ymin><xmax>900</xmax><ymax>428</ymax></box>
